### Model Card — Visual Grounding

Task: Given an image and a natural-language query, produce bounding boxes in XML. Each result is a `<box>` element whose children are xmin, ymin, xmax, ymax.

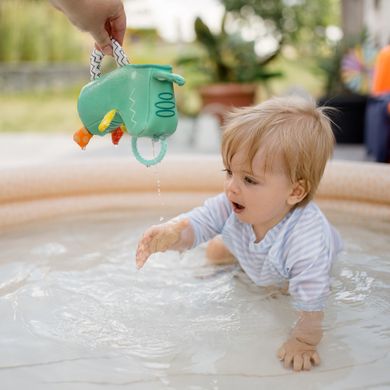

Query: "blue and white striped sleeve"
<box><xmin>285</xmin><ymin>219</ymin><xmax>333</xmax><ymax>312</ymax></box>
<box><xmin>181</xmin><ymin>193</ymin><xmax>231</xmax><ymax>248</ymax></box>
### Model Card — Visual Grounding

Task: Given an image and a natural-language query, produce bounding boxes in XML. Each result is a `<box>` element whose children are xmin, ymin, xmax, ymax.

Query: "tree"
<box><xmin>221</xmin><ymin>0</ymin><xmax>340</xmax><ymax>56</ymax></box>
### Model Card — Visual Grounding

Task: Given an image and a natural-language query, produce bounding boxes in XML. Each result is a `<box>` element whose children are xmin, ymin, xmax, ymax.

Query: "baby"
<box><xmin>136</xmin><ymin>96</ymin><xmax>342</xmax><ymax>372</ymax></box>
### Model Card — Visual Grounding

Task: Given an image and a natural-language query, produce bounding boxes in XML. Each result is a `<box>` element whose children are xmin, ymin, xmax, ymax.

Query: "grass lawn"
<box><xmin>0</xmin><ymin>88</ymin><xmax>81</xmax><ymax>134</ymax></box>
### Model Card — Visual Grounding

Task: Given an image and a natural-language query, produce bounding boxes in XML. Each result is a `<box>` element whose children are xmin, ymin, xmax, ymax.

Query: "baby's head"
<box><xmin>221</xmin><ymin>96</ymin><xmax>334</xmax><ymax>207</ymax></box>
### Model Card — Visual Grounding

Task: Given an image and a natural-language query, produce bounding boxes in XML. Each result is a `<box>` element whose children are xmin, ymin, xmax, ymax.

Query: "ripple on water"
<box><xmin>0</xmin><ymin>209</ymin><xmax>389</xmax><ymax>387</ymax></box>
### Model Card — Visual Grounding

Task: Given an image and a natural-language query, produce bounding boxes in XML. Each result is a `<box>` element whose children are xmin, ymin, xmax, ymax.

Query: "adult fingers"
<box><xmin>93</xmin><ymin>26</ymin><xmax>113</xmax><ymax>55</ymax></box>
<box><xmin>110</xmin><ymin>11</ymin><xmax>127</xmax><ymax>46</ymax></box>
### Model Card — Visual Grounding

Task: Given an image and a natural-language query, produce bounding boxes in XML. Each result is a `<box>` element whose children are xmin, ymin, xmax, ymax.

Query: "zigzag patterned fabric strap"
<box><xmin>90</xmin><ymin>49</ymin><xmax>104</xmax><ymax>80</ymax></box>
<box><xmin>89</xmin><ymin>39</ymin><xmax>130</xmax><ymax>80</ymax></box>
<box><xmin>112</xmin><ymin>39</ymin><xmax>130</xmax><ymax>67</ymax></box>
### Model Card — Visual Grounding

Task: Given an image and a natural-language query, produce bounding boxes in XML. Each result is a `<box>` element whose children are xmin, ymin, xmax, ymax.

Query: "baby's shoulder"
<box><xmin>284</xmin><ymin>203</ymin><xmax>329</xmax><ymax>244</ymax></box>
<box><xmin>298</xmin><ymin>202</ymin><xmax>327</xmax><ymax>224</ymax></box>
<box><xmin>276</xmin><ymin>203</ymin><xmax>333</xmax><ymax>269</ymax></box>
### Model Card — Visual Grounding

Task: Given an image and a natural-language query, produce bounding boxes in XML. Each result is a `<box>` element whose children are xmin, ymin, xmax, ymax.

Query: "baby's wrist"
<box><xmin>291</xmin><ymin>311</ymin><xmax>323</xmax><ymax>346</ymax></box>
<box><xmin>291</xmin><ymin>335</ymin><xmax>319</xmax><ymax>347</ymax></box>
<box><xmin>291</xmin><ymin>327</ymin><xmax>323</xmax><ymax>346</ymax></box>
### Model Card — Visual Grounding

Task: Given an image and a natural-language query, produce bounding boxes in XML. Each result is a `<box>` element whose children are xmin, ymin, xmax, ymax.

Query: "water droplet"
<box><xmin>152</xmin><ymin>139</ymin><xmax>165</xmax><ymax>222</ymax></box>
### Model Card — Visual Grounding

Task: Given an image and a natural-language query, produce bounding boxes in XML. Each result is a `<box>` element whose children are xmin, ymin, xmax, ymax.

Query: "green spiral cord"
<box><xmin>131</xmin><ymin>137</ymin><xmax>168</xmax><ymax>167</ymax></box>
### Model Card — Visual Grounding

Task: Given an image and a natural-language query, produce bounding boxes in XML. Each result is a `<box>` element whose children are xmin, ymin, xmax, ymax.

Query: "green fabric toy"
<box><xmin>74</xmin><ymin>39</ymin><xmax>185</xmax><ymax>166</ymax></box>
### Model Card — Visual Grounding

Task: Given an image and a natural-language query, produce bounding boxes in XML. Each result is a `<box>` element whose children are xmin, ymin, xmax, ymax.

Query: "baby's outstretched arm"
<box><xmin>136</xmin><ymin>219</ymin><xmax>194</xmax><ymax>269</ymax></box>
<box><xmin>277</xmin><ymin>311</ymin><xmax>323</xmax><ymax>371</ymax></box>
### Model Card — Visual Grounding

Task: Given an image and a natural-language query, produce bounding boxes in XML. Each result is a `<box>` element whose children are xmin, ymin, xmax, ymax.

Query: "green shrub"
<box><xmin>0</xmin><ymin>0</ymin><xmax>85</xmax><ymax>63</ymax></box>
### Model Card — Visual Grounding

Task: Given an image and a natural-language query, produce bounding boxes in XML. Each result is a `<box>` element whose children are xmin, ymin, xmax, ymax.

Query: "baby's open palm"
<box><xmin>136</xmin><ymin>219</ymin><xmax>189</xmax><ymax>269</ymax></box>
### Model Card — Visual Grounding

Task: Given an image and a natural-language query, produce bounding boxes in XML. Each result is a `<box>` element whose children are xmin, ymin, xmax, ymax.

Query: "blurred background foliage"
<box><xmin>222</xmin><ymin>0</ymin><xmax>340</xmax><ymax>53</ymax></box>
<box><xmin>173</xmin><ymin>0</ymin><xmax>341</xmax><ymax>115</ymax></box>
<box><xmin>0</xmin><ymin>0</ymin><xmax>85</xmax><ymax>63</ymax></box>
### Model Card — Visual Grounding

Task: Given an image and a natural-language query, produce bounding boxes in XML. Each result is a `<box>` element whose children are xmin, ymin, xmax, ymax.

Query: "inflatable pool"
<box><xmin>0</xmin><ymin>156</ymin><xmax>389</xmax><ymax>388</ymax></box>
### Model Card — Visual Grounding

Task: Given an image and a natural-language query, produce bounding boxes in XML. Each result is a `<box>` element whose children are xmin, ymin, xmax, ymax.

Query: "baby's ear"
<box><xmin>287</xmin><ymin>180</ymin><xmax>309</xmax><ymax>206</ymax></box>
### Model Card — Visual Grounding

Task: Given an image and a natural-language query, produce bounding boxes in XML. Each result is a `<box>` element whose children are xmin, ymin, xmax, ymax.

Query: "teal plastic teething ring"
<box><xmin>131</xmin><ymin>137</ymin><xmax>168</xmax><ymax>166</ymax></box>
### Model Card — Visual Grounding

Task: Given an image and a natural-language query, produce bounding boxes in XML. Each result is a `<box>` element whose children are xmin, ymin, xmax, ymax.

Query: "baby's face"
<box><xmin>223</xmin><ymin>147</ymin><xmax>296</xmax><ymax>240</ymax></box>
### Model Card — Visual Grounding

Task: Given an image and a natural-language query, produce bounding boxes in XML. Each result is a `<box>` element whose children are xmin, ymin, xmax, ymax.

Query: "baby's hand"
<box><xmin>277</xmin><ymin>337</ymin><xmax>320</xmax><ymax>371</ymax></box>
<box><xmin>136</xmin><ymin>219</ymin><xmax>189</xmax><ymax>269</ymax></box>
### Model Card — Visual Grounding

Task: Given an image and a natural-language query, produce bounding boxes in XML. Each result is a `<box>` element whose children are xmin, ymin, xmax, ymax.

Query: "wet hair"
<box><xmin>221</xmin><ymin>96</ymin><xmax>335</xmax><ymax>206</ymax></box>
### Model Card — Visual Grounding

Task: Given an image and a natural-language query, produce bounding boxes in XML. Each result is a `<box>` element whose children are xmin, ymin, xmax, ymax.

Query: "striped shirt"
<box><xmin>183</xmin><ymin>193</ymin><xmax>343</xmax><ymax>311</ymax></box>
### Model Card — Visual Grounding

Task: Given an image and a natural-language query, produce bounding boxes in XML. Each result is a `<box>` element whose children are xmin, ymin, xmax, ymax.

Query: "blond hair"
<box><xmin>221</xmin><ymin>96</ymin><xmax>335</xmax><ymax>206</ymax></box>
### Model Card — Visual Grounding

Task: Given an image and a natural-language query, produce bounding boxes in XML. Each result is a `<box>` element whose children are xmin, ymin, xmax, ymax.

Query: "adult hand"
<box><xmin>136</xmin><ymin>219</ymin><xmax>190</xmax><ymax>269</ymax></box>
<box><xmin>50</xmin><ymin>0</ymin><xmax>126</xmax><ymax>55</ymax></box>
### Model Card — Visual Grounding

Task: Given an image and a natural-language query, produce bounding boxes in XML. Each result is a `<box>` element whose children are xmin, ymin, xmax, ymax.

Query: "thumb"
<box><xmin>93</xmin><ymin>28</ymin><xmax>113</xmax><ymax>56</ymax></box>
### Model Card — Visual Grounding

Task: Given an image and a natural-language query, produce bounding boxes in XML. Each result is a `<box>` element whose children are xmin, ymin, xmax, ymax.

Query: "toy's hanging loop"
<box><xmin>90</xmin><ymin>39</ymin><xmax>130</xmax><ymax>80</ymax></box>
<box><xmin>131</xmin><ymin>137</ymin><xmax>168</xmax><ymax>167</ymax></box>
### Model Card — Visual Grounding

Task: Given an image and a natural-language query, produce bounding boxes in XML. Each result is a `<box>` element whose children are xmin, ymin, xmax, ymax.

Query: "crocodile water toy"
<box><xmin>74</xmin><ymin>40</ymin><xmax>185</xmax><ymax>166</ymax></box>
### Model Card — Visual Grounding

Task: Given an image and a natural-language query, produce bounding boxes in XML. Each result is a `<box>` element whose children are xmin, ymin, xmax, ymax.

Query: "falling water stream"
<box><xmin>152</xmin><ymin>139</ymin><xmax>165</xmax><ymax>223</ymax></box>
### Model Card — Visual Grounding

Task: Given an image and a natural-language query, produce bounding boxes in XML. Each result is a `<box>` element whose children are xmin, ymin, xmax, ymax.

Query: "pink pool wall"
<box><xmin>0</xmin><ymin>156</ymin><xmax>389</xmax><ymax>231</ymax></box>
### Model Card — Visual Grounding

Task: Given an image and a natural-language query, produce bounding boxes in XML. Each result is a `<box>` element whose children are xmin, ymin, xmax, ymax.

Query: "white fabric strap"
<box><xmin>112</xmin><ymin>39</ymin><xmax>129</xmax><ymax>67</ymax></box>
<box><xmin>89</xmin><ymin>39</ymin><xmax>130</xmax><ymax>80</ymax></box>
<box><xmin>90</xmin><ymin>49</ymin><xmax>104</xmax><ymax>81</ymax></box>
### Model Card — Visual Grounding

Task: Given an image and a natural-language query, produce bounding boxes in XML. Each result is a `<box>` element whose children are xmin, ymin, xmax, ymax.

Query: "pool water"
<box><xmin>0</xmin><ymin>209</ymin><xmax>389</xmax><ymax>389</ymax></box>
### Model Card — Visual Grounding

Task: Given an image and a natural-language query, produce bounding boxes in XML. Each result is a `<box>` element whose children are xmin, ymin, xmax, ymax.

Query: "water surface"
<box><xmin>0</xmin><ymin>209</ymin><xmax>389</xmax><ymax>389</ymax></box>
